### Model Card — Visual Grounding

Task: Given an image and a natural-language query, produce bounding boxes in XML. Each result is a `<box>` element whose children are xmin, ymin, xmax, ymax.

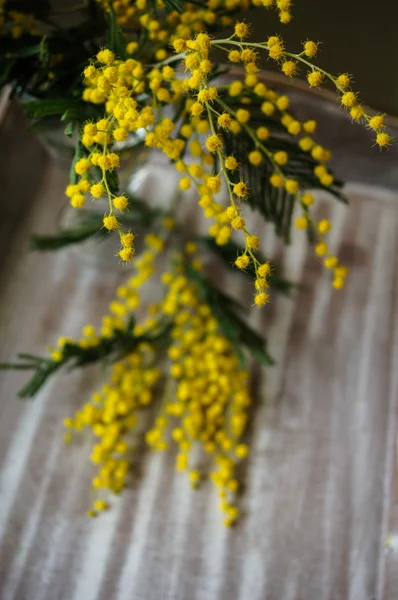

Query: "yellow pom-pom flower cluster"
<box><xmin>66</xmin><ymin>3</ymin><xmax>390</xmax><ymax>289</ymax></box>
<box><xmin>62</xmin><ymin>239</ymin><xmax>253</xmax><ymax>524</ymax></box>
<box><xmin>66</xmin><ymin>346</ymin><xmax>162</xmax><ymax>514</ymax></box>
<box><xmin>8</xmin><ymin>0</ymin><xmax>393</xmax><ymax>531</ymax></box>
<box><xmin>158</xmin><ymin>274</ymin><xmax>252</xmax><ymax>526</ymax></box>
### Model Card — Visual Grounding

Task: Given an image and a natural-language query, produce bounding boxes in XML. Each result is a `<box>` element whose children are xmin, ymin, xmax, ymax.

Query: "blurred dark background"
<box><xmin>243</xmin><ymin>0</ymin><xmax>397</xmax><ymax>116</ymax></box>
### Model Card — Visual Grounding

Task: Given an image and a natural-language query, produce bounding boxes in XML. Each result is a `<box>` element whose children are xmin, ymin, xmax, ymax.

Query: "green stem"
<box><xmin>150</xmin><ymin>52</ymin><xmax>186</xmax><ymax>69</ymax></box>
<box><xmin>210</xmin><ymin>39</ymin><xmax>269</xmax><ymax>52</ymax></box>
<box><xmin>283</xmin><ymin>51</ymin><xmax>343</xmax><ymax>92</ymax></box>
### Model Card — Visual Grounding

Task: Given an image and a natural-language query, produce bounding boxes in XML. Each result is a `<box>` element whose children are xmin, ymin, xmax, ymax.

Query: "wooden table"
<box><xmin>1</xmin><ymin>87</ymin><xmax>398</xmax><ymax>600</ymax></box>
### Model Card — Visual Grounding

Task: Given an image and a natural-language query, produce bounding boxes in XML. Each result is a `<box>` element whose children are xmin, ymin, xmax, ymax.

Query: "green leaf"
<box><xmin>21</xmin><ymin>98</ymin><xmax>81</xmax><ymax>118</ymax></box>
<box><xmin>0</xmin><ymin>58</ymin><xmax>16</xmax><ymax>85</ymax></box>
<box><xmin>5</xmin><ymin>317</ymin><xmax>173</xmax><ymax>399</ymax></box>
<box><xmin>12</xmin><ymin>43</ymin><xmax>44</xmax><ymax>58</ymax></box>
<box><xmin>249</xmin><ymin>345</ymin><xmax>275</xmax><ymax>367</ymax></box>
<box><xmin>17</xmin><ymin>353</ymin><xmax>45</xmax><ymax>363</ymax></box>
<box><xmin>106</xmin><ymin>3</ymin><xmax>127</xmax><ymax>60</ymax></box>
<box><xmin>218</xmin><ymin>90</ymin><xmax>349</xmax><ymax>242</ymax></box>
<box><xmin>106</xmin><ymin>168</ymin><xmax>120</xmax><ymax>196</ymax></box>
<box><xmin>208</xmin><ymin>65</ymin><xmax>230</xmax><ymax>81</ymax></box>
<box><xmin>186</xmin><ymin>267</ymin><xmax>274</xmax><ymax>367</ymax></box>
<box><xmin>163</xmin><ymin>0</ymin><xmax>184</xmax><ymax>11</ymax></box>
<box><xmin>64</xmin><ymin>121</ymin><xmax>74</xmax><ymax>138</ymax></box>
<box><xmin>29</xmin><ymin>220</ymin><xmax>103</xmax><ymax>251</ymax></box>
<box><xmin>186</xmin><ymin>265</ymin><xmax>244</xmax><ymax>312</ymax></box>
<box><xmin>125</xmin><ymin>314</ymin><xmax>136</xmax><ymax>333</ymax></box>
<box><xmin>16</xmin><ymin>360</ymin><xmax>60</xmax><ymax>398</ymax></box>
<box><xmin>39</xmin><ymin>35</ymin><xmax>49</xmax><ymax>67</ymax></box>
<box><xmin>29</xmin><ymin>198</ymin><xmax>163</xmax><ymax>252</ymax></box>
<box><xmin>197</xmin><ymin>236</ymin><xmax>298</xmax><ymax>296</ymax></box>
<box><xmin>0</xmin><ymin>362</ymin><xmax>37</xmax><ymax>371</ymax></box>
<box><xmin>148</xmin><ymin>0</ymin><xmax>184</xmax><ymax>11</ymax></box>
<box><xmin>135</xmin><ymin>27</ymin><xmax>150</xmax><ymax>60</ymax></box>
<box><xmin>69</xmin><ymin>135</ymin><xmax>84</xmax><ymax>186</ymax></box>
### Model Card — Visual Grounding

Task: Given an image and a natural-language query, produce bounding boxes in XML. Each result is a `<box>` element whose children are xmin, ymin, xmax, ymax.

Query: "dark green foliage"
<box><xmin>0</xmin><ymin>319</ymin><xmax>173</xmax><ymax>399</ymax></box>
<box><xmin>0</xmin><ymin>2</ymin><xmax>106</xmax><ymax>111</ymax></box>
<box><xmin>106</xmin><ymin>3</ymin><xmax>127</xmax><ymax>60</ymax></box>
<box><xmin>29</xmin><ymin>218</ymin><xmax>105</xmax><ymax>251</ymax></box>
<box><xmin>218</xmin><ymin>91</ymin><xmax>348</xmax><ymax>243</ymax></box>
<box><xmin>0</xmin><ymin>0</ymin><xmax>349</xmax><ymax>403</ymax></box>
<box><xmin>197</xmin><ymin>236</ymin><xmax>298</xmax><ymax>295</ymax></box>
<box><xmin>148</xmin><ymin>0</ymin><xmax>184</xmax><ymax>13</ymax></box>
<box><xmin>186</xmin><ymin>267</ymin><xmax>275</xmax><ymax>367</ymax></box>
<box><xmin>69</xmin><ymin>137</ymin><xmax>85</xmax><ymax>185</ymax></box>
<box><xmin>29</xmin><ymin>197</ymin><xmax>163</xmax><ymax>251</ymax></box>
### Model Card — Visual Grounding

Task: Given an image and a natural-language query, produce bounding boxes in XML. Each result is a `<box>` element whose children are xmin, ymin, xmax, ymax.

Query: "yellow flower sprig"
<box><xmin>70</xmin><ymin>34</ymin><xmax>350</xmax><ymax>292</ymax></box>
<box><xmin>174</xmin><ymin>34</ymin><xmax>273</xmax><ymax>305</ymax></box>
<box><xmin>68</xmin><ymin>2</ymin><xmax>388</xmax><ymax>291</ymax></box>
<box><xmin>61</xmin><ymin>236</ymin><xmax>253</xmax><ymax>524</ymax></box>
<box><xmin>212</xmin><ymin>96</ymin><xmax>348</xmax><ymax>287</ymax></box>
<box><xmin>210</xmin><ymin>29</ymin><xmax>392</xmax><ymax>148</ymax></box>
<box><xmin>204</xmin><ymin>101</ymin><xmax>272</xmax><ymax>306</ymax></box>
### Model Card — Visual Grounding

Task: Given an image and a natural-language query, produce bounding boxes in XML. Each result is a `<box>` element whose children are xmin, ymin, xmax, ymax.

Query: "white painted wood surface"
<box><xmin>1</xmin><ymin>94</ymin><xmax>398</xmax><ymax>600</ymax></box>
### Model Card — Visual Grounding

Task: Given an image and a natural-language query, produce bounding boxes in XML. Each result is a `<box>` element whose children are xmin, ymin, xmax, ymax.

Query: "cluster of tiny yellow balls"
<box><xmin>173</xmin><ymin>27</ymin><xmax>348</xmax><ymax>294</ymax></box>
<box><xmin>171</xmin><ymin>32</ymin><xmax>279</xmax><ymax>306</ymax></box>
<box><xmin>210</xmin><ymin>25</ymin><xmax>391</xmax><ymax>148</ymax></box>
<box><xmin>69</xmin><ymin>2</ymin><xmax>391</xmax><ymax>292</ymax></box>
<box><xmin>48</xmin><ymin>0</ymin><xmax>396</xmax><ymax>526</ymax></box>
<box><xmin>263</xmin><ymin>36</ymin><xmax>392</xmax><ymax>148</ymax></box>
<box><xmin>96</xmin><ymin>0</ymin><xmax>294</xmax><ymax>34</ymax></box>
<box><xmin>60</xmin><ymin>238</ymin><xmax>251</xmax><ymax>524</ymax></box>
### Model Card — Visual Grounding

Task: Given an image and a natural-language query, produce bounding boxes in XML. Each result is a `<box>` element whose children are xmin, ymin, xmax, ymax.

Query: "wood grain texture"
<box><xmin>1</xmin><ymin>94</ymin><xmax>398</xmax><ymax>600</ymax></box>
